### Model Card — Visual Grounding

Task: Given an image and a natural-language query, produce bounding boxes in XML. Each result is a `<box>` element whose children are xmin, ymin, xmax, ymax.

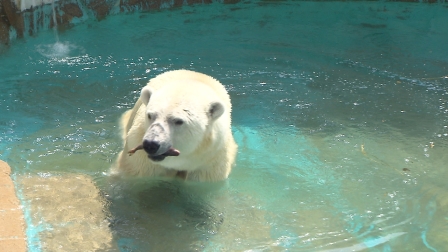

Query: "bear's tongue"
<box><xmin>161</xmin><ymin>147</ymin><xmax>180</xmax><ymax>157</ymax></box>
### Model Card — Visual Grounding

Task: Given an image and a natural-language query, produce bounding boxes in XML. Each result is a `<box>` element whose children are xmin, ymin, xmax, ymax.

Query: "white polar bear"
<box><xmin>111</xmin><ymin>70</ymin><xmax>237</xmax><ymax>182</ymax></box>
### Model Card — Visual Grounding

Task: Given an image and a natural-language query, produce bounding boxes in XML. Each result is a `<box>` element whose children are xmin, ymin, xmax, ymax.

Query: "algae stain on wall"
<box><xmin>0</xmin><ymin>0</ymin><xmax>240</xmax><ymax>47</ymax></box>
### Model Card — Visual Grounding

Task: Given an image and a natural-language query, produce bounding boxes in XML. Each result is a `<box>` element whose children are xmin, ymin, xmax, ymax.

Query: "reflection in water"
<box><xmin>106</xmin><ymin>180</ymin><xmax>226</xmax><ymax>251</ymax></box>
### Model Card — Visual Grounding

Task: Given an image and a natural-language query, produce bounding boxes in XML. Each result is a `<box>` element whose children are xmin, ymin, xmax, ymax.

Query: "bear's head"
<box><xmin>139</xmin><ymin>81</ymin><xmax>225</xmax><ymax>166</ymax></box>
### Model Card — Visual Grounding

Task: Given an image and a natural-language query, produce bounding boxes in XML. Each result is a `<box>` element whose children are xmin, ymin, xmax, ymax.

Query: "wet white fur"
<box><xmin>111</xmin><ymin>70</ymin><xmax>237</xmax><ymax>181</ymax></box>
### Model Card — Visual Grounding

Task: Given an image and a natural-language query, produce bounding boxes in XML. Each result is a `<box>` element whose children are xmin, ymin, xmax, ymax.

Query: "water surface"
<box><xmin>1</xmin><ymin>1</ymin><xmax>448</xmax><ymax>251</ymax></box>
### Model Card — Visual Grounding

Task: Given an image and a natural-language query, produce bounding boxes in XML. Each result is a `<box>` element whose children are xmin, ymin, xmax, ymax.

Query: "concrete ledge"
<box><xmin>0</xmin><ymin>160</ymin><xmax>27</xmax><ymax>252</ymax></box>
<box><xmin>17</xmin><ymin>173</ymin><xmax>114</xmax><ymax>251</ymax></box>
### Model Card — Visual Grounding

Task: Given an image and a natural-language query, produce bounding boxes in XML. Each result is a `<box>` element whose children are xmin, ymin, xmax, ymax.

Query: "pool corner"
<box><xmin>0</xmin><ymin>160</ymin><xmax>27</xmax><ymax>252</ymax></box>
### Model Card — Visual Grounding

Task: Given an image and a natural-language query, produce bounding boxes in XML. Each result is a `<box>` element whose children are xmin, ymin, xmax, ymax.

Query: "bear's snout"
<box><xmin>141</xmin><ymin>139</ymin><xmax>180</xmax><ymax>162</ymax></box>
<box><xmin>142</xmin><ymin>140</ymin><xmax>160</xmax><ymax>155</ymax></box>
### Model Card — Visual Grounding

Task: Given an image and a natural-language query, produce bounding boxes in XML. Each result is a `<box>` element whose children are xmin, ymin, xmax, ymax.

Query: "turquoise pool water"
<box><xmin>1</xmin><ymin>1</ymin><xmax>448</xmax><ymax>251</ymax></box>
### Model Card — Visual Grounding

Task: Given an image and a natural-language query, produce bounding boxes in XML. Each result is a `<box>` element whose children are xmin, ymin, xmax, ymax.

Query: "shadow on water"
<box><xmin>103</xmin><ymin>178</ymin><xmax>226</xmax><ymax>251</ymax></box>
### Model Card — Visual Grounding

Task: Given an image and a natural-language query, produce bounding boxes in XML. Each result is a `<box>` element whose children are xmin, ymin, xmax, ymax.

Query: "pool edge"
<box><xmin>0</xmin><ymin>160</ymin><xmax>27</xmax><ymax>252</ymax></box>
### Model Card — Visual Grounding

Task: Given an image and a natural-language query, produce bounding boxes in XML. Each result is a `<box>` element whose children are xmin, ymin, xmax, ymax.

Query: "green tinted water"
<box><xmin>1</xmin><ymin>1</ymin><xmax>448</xmax><ymax>251</ymax></box>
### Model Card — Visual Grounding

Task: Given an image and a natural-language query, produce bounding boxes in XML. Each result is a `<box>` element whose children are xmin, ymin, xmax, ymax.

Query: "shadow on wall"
<box><xmin>0</xmin><ymin>0</ymin><xmax>241</xmax><ymax>46</ymax></box>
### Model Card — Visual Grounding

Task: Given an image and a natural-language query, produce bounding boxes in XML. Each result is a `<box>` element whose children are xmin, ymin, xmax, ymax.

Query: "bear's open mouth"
<box><xmin>148</xmin><ymin>147</ymin><xmax>180</xmax><ymax>162</ymax></box>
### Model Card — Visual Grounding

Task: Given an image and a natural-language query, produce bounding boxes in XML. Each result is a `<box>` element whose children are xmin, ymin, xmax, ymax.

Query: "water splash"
<box><xmin>36</xmin><ymin>41</ymin><xmax>79</xmax><ymax>58</ymax></box>
<box><xmin>35</xmin><ymin>0</ymin><xmax>79</xmax><ymax>59</ymax></box>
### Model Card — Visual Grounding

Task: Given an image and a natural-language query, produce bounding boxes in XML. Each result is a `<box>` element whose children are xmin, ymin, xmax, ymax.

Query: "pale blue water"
<box><xmin>1</xmin><ymin>1</ymin><xmax>448</xmax><ymax>251</ymax></box>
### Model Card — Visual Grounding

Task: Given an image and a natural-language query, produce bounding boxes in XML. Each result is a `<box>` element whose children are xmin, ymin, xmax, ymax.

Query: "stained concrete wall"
<box><xmin>0</xmin><ymin>0</ymin><xmax>240</xmax><ymax>46</ymax></box>
<box><xmin>0</xmin><ymin>0</ymin><xmax>443</xmax><ymax>47</ymax></box>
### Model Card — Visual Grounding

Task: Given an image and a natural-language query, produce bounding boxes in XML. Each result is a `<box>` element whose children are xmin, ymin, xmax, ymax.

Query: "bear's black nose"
<box><xmin>142</xmin><ymin>140</ymin><xmax>160</xmax><ymax>155</ymax></box>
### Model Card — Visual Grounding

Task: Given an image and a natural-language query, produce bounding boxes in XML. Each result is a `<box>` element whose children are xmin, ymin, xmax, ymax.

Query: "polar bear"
<box><xmin>111</xmin><ymin>70</ymin><xmax>237</xmax><ymax>182</ymax></box>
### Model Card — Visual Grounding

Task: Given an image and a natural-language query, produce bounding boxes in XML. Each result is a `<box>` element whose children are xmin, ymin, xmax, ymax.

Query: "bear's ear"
<box><xmin>140</xmin><ymin>86</ymin><xmax>153</xmax><ymax>106</ymax></box>
<box><xmin>208</xmin><ymin>102</ymin><xmax>225</xmax><ymax>121</ymax></box>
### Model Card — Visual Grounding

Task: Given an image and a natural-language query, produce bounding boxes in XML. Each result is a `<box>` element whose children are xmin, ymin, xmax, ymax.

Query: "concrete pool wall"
<box><xmin>0</xmin><ymin>160</ymin><xmax>27</xmax><ymax>252</ymax></box>
<box><xmin>0</xmin><ymin>0</ymin><xmax>443</xmax><ymax>48</ymax></box>
<box><xmin>0</xmin><ymin>159</ymin><xmax>115</xmax><ymax>251</ymax></box>
<box><xmin>0</xmin><ymin>0</ymin><xmax>240</xmax><ymax>46</ymax></box>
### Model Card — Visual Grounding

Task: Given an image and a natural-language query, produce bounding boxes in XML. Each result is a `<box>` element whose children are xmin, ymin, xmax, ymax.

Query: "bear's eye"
<box><xmin>173</xmin><ymin>119</ymin><xmax>184</xmax><ymax>126</ymax></box>
<box><xmin>147</xmin><ymin>113</ymin><xmax>155</xmax><ymax>120</ymax></box>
